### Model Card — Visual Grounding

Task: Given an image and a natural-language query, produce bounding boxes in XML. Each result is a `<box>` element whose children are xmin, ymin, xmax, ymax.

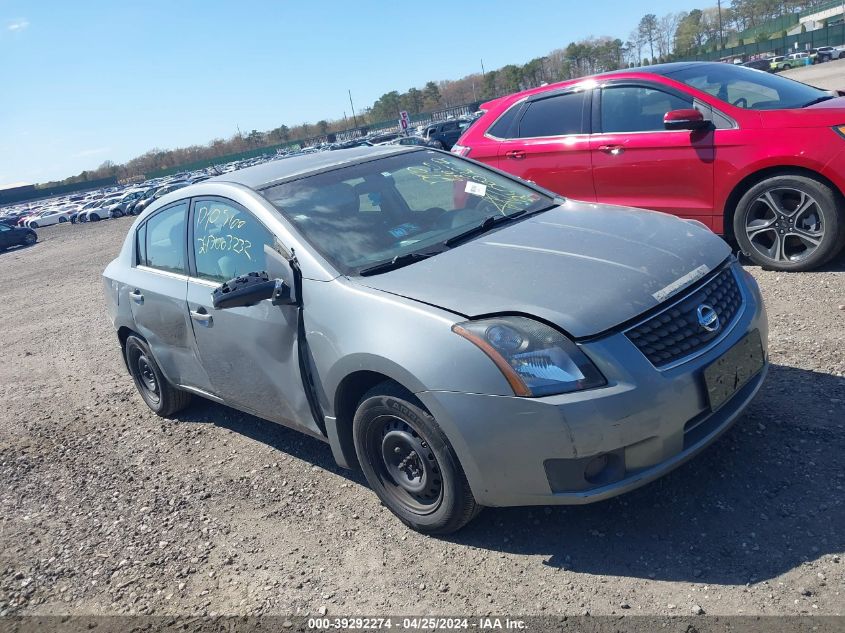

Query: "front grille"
<box><xmin>626</xmin><ymin>266</ymin><xmax>743</xmax><ymax>368</ymax></box>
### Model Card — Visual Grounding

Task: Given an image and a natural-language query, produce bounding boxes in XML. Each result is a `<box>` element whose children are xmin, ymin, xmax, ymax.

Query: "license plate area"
<box><xmin>704</xmin><ymin>329</ymin><xmax>764</xmax><ymax>411</ymax></box>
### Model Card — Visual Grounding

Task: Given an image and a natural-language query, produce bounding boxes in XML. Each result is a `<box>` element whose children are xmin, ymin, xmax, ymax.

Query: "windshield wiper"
<box><xmin>803</xmin><ymin>95</ymin><xmax>835</xmax><ymax>107</ymax></box>
<box><xmin>444</xmin><ymin>211</ymin><xmax>526</xmax><ymax>247</ymax></box>
<box><xmin>358</xmin><ymin>251</ymin><xmax>441</xmax><ymax>276</ymax></box>
<box><xmin>443</xmin><ymin>203</ymin><xmax>560</xmax><ymax>248</ymax></box>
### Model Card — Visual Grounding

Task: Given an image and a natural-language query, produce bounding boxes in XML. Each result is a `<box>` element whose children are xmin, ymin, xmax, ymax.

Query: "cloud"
<box><xmin>72</xmin><ymin>147</ymin><xmax>111</xmax><ymax>158</ymax></box>
<box><xmin>7</xmin><ymin>18</ymin><xmax>29</xmax><ymax>32</ymax></box>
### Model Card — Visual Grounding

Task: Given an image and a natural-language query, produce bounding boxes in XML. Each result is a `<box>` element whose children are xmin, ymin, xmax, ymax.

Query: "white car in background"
<box><xmin>83</xmin><ymin>197</ymin><xmax>122</xmax><ymax>221</ymax></box>
<box><xmin>815</xmin><ymin>46</ymin><xmax>843</xmax><ymax>62</ymax></box>
<box><xmin>24</xmin><ymin>208</ymin><xmax>72</xmax><ymax>228</ymax></box>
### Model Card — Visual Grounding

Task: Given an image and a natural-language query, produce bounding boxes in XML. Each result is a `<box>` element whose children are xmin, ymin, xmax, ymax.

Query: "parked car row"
<box><xmin>1</xmin><ymin>162</ymin><xmax>257</xmax><ymax>233</ymax></box>
<box><xmin>744</xmin><ymin>45</ymin><xmax>845</xmax><ymax>73</ymax></box>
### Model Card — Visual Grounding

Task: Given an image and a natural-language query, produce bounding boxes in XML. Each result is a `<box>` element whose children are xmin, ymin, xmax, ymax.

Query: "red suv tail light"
<box><xmin>451</xmin><ymin>144</ymin><xmax>471</xmax><ymax>157</ymax></box>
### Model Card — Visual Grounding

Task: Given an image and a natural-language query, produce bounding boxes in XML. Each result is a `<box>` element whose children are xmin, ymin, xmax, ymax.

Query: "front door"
<box><xmin>186</xmin><ymin>197</ymin><xmax>318</xmax><ymax>434</ymax></box>
<box><xmin>495</xmin><ymin>88</ymin><xmax>596</xmax><ymax>202</ymax></box>
<box><xmin>590</xmin><ymin>83</ymin><xmax>715</xmax><ymax>222</ymax></box>
<box><xmin>0</xmin><ymin>225</ymin><xmax>11</xmax><ymax>248</ymax></box>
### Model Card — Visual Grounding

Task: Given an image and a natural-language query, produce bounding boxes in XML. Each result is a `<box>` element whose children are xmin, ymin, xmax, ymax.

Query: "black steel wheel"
<box><xmin>125</xmin><ymin>335</ymin><xmax>191</xmax><ymax>417</ymax></box>
<box><xmin>353</xmin><ymin>382</ymin><xmax>480</xmax><ymax>534</ymax></box>
<box><xmin>371</xmin><ymin>416</ymin><xmax>444</xmax><ymax>513</ymax></box>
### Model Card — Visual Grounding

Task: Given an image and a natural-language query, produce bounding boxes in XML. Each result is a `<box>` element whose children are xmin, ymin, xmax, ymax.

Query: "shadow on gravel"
<box><xmin>445</xmin><ymin>363</ymin><xmax>845</xmax><ymax>586</ymax></box>
<box><xmin>171</xmin><ymin>363</ymin><xmax>843</xmax><ymax>587</ymax></box>
<box><xmin>0</xmin><ymin>242</ymin><xmax>38</xmax><ymax>255</ymax></box>
<box><xmin>172</xmin><ymin>398</ymin><xmax>368</xmax><ymax>485</ymax></box>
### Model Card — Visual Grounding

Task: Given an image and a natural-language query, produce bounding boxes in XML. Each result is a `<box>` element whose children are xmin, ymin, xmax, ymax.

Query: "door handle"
<box><xmin>505</xmin><ymin>150</ymin><xmax>526</xmax><ymax>160</ymax></box>
<box><xmin>129</xmin><ymin>289</ymin><xmax>144</xmax><ymax>304</ymax></box>
<box><xmin>190</xmin><ymin>307</ymin><xmax>213</xmax><ymax>326</ymax></box>
<box><xmin>598</xmin><ymin>144</ymin><xmax>625</xmax><ymax>156</ymax></box>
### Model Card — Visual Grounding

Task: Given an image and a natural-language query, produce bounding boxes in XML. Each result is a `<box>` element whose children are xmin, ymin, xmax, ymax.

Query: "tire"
<box><xmin>783</xmin><ymin>64</ymin><xmax>791</xmax><ymax>70</ymax></box>
<box><xmin>352</xmin><ymin>382</ymin><xmax>480</xmax><ymax>534</ymax></box>
<box><xmin>429</xmin><ymin>140</ymin><xmax>445</xmax><ymax>149</ymax></box>
<box><xmin>124</xmin><ymin>335</ymin><xmax>192</xmax><ymax>417</ymax></box>
<box><xmin>29</xmin><ymin>222</ymin><xmax>38</xmax><ymax>229</ymax></box>
<box><xmin>59</xmin><ymin>217</ymin><xmax>68</xmax><ymax>223</ymax></box>
<box><xmin>90</xmin><ymin>213</ymin><xmax>100</xmax><ymax>222</ymax></box>
<box><xmin>23</xmin><ymin>232</ymin><xmax>37</xmax><ymax>246</ymax></box>
<box><xmin>733</xmin><ymin>174</ymin><xmax>844</xmax><ymax>271</ymax></box>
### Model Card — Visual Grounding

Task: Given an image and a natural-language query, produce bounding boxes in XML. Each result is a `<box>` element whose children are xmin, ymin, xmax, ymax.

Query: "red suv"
<box><xmin>454</xmin><ymin>62</ymin><xmax>845</xmax><ymax>271</ymax></box>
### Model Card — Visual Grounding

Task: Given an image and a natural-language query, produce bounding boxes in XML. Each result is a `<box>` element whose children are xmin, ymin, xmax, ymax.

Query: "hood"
<box><xmin>357</xmin><ymin>201</ymin><xmax>730</xmax><ymax>338</ymax></box>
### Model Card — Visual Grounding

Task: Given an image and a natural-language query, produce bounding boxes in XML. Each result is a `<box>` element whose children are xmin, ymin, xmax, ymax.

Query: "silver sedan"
<box><xmin>103</xmin><ymin>146</ymin><xmax>768</xmax><ymax>533</ymax></box>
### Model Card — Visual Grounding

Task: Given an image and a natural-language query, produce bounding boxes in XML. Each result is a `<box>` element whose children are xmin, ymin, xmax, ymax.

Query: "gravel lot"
<box><xmin>0</xmin><ymin>218</ymin><xmax>843</xmax><ymax>618</ymax></box>
<box><xmin>783</xmin><ymin>57</ymin><xmax>845</xmax><ymax>91</ymax></box>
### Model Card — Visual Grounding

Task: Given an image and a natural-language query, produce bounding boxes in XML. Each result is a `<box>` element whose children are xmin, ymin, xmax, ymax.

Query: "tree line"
<box><xmin>45</xmin><ymin>0</ymin><xmax>832</xmax><ymax>188</ymax></box>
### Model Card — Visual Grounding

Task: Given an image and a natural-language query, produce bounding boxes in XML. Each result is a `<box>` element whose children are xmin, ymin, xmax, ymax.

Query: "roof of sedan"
<box><xmin>209</xmin><ymin>145</ymin><xmax>412</xmax><ymax>190</ymax></box>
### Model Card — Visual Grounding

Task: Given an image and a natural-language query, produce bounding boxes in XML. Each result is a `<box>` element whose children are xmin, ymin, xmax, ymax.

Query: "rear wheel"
<box><xmin>29</xmin><ymin>222</ymin><xmax>38</xmax><ymax>229</ymax></box>
<box><xmin>90</xmin><ymin>213</ymin><xmax>100</xmax><ymax>222</ymax></box>
<box><xmin>24</xmin><ymin>232</ymin><xmax>37</xmax><ymax>245</ymax></box>
<box><xmin>125</xmin><ymin>335</ymin><xmax>191</xmax><ymax>417</ymax></box>
<box><xmin>59</xmin><ymin>216</ymin><xmax>68</xmax><ymax>223</ymax></box>
<box><xmin>353</xmin><ymin>382</ymin><xmax>480</xmax><ymax>534</ymax></box>
<box><xmin>733</xmin><ymin>174</ymin><xmax>843</xmax><ymax>271</ymax></box>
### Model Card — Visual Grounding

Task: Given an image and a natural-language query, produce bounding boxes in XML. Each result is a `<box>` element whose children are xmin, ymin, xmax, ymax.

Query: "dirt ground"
<box><xmin>0</xmin><ymin>218</ymin><xmax>843</xmax><ymax>618</ymax></box>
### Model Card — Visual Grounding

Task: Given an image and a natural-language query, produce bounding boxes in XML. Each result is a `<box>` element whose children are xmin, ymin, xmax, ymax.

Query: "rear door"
<box><xmin>590</xmin><ymin>82</ymin><xmax>715</xmax><ymax>222</ymax></box>
<box><xmin>127</xmin><ymin>200</ymin><xmax>212</xmax><ymax>392</ymax></box>
<box><xmin>494</xmin><ymin>88</ymin><xmax>596</xmax><ymax>202</ymax></box>
<box><xmin>186</xmin><ymin>197</ymin><xmax>317</xmax><ymax>434</ymax></box>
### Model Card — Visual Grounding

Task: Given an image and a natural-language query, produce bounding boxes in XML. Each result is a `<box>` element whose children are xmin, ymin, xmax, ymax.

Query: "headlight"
<box><xmin>452</xmin><ymin>316</ymin><xmax>606</xmax><ymax>397</ymax></box>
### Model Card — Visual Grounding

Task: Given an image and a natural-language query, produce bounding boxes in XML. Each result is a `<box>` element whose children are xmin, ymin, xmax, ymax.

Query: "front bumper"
<box><xmin>417</xmin><ymin>264</ymin><xmax>769</xmax><ymax>507</ymax></box>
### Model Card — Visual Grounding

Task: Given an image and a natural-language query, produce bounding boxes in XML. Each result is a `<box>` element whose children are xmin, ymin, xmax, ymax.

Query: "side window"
<box><xmin>601</xmin><ymin>86</ymin><xmax>691</xmax><ymax>133</ymax></box>
<box><xmin>517</xmin><ymin>92</ymin><xmax>586</xmax><ymax>138</ymax></box>
<box><xmin>192</xmin><ymin>199</ymin><xmax>274</xmax><ymax>283</ymax></box>
<box><xmin>144</xmin><ymin>202</ymin><xmax>187</xmax><ymax>274</ymax></box>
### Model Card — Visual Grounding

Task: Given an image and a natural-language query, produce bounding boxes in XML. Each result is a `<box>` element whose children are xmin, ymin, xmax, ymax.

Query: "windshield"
<box><xmin>261</xmin><ymin>150</ymin><xmax>554</xmax><ymax>274</ymax></box>
<box><xmin>668</xmin><ymin>64</ymin><xmax>829</xmax><ymax>110</ymax></box>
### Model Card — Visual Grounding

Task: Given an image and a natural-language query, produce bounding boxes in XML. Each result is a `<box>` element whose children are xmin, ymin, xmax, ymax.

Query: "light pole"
<box><xmin>717</xmin><ymin>0</ymin><xmax>724</xmax><ymax>50</ymax></box>
<box><xmin>348</xmin><ymin>90</ymin><xmax>358</xmax><ymax>129</ymax></box>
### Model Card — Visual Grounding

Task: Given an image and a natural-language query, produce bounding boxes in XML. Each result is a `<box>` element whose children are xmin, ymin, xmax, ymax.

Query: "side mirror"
<box><xmin>212</xmin><ymin>271</ymin><xmax>295</xmax><ymax>309</ymax></box>
<box><xmin>664</xmin><ymin>109</ymin><xmax>709</xmax><ymax>131</ymax></box>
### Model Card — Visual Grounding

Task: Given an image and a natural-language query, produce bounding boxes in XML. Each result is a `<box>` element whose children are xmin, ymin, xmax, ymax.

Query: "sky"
<box><xmin>1</xmin><ymin>0</ymin><xmax>708</xmax><ymax>185</ymax></box>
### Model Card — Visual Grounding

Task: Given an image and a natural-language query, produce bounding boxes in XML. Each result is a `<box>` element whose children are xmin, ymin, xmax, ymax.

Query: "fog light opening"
<box><xmin>583</xmin><ymin>452</ymin><xmax>624</xmax><ymax>485</ymax></box>
<box><xmin>584</xmin><ymin>454</ymin><xmax>608</xmax><ymax>481</ymax></box>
